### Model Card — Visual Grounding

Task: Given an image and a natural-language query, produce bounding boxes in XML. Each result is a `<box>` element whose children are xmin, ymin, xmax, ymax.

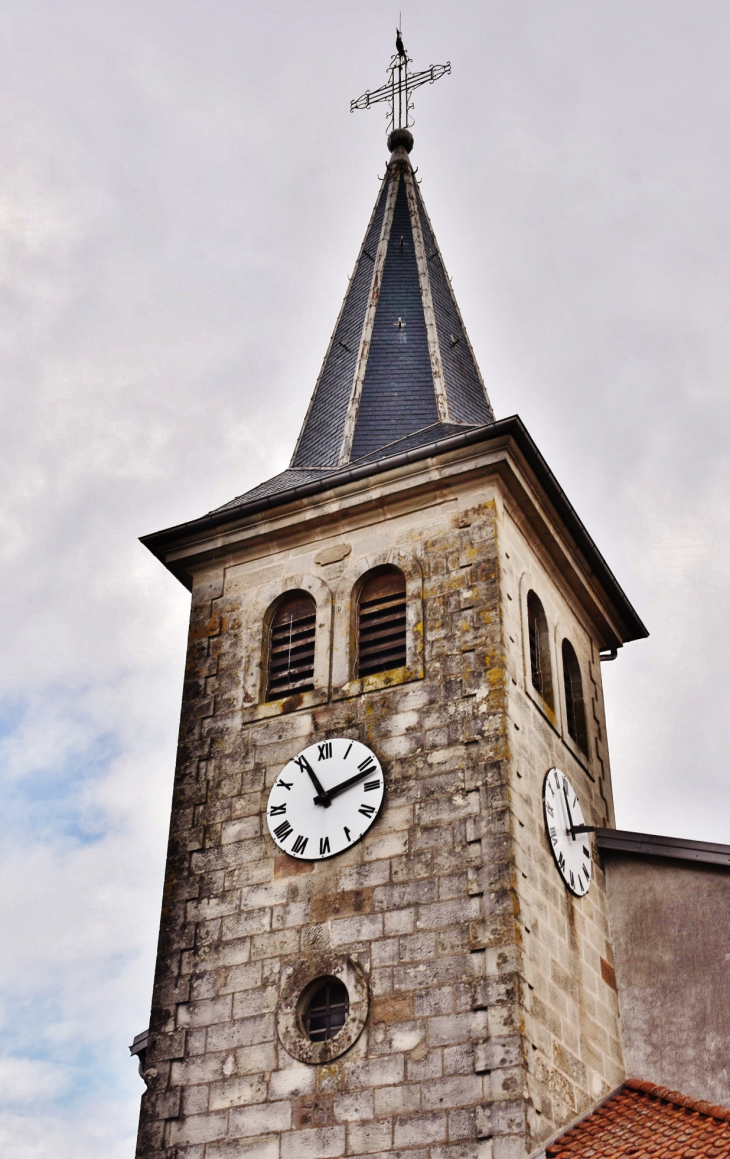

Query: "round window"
<box><xmin>277</xmin><ymin>954</ymin><xmax>369</xmax><ymax>1064</ymax></box>
<box><xmin>302</xmin><ymin>977</ymin><xmax>349</xmax><ymax>1042</ymax></box>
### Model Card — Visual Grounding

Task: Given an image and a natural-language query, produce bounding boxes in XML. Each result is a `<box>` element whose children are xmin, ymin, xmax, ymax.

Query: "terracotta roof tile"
<box><xmin>544</xmin><ymin>1079</ymin><xmax>730</xmax><ymax>1158</ymax></box>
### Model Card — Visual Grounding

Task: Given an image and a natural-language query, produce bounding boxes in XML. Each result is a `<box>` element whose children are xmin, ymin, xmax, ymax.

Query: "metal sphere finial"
<box><xmin>388</xmin><ymin>127</ymin><xmax>414</xmax><ymax>154</ymax></box>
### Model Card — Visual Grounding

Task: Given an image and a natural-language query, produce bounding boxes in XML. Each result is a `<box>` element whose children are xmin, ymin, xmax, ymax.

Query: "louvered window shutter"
<box><xmin>357</xmin><ymin>569</ymin><xmax>407</xmax><ymax>678</ymax></box>
<box><xmin>266</xmin><ymin>594</ymin><xmax>317</xmax><ymax>700</ymax></box>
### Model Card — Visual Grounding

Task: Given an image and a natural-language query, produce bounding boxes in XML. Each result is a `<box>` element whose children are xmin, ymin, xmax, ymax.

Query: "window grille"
<box><xmin>266</xmin><ymin>593</ymin><xmax>317</xmax><ymax>700</ymax></box>
<box><xmin>562</xmin><ymin>639</ymin><xmax>588</xmax><ymax>753</ymax></box>
<box><xmin>357</xmin><ymin>568</ymin><xmax>407</xmax><ymax>678</ymax></box>
<box><xmin>527</xmin><ymin>590</ymin><xmax>554</xmax><ymax>709</ymax></box>
<box><xmin>303</xmin><ymin>977</ymin><xmax>349</xmax><ymax>1042</ymax></box>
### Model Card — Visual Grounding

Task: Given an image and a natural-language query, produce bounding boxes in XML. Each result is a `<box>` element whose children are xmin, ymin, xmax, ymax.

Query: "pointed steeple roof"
<box><xmin>291</xmin><ymin>129</ymin><xmax>493</xmax><ymax>470</ymax></box>
<box><xmin>211</xmin><ymin>130</ymin><xmax>494</xmax><ymax>514</ymax></box>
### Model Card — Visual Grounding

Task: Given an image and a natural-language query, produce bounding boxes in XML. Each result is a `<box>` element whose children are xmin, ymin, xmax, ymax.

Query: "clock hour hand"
<box><xmin>313</xmin><ymin>766</ymin><xmax>374</xmax><ymax>806</ymax></box>
<box><xmin>296</xmin><ymin>754</ymin><xmax>331</xmax><ymax>808</ymax></box>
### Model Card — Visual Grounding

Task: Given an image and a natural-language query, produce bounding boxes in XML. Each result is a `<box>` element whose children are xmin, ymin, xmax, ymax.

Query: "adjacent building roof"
<box><xmin>536</xmin><ymin>1078</ymin><xmax>730</xmax><ymax>1158</ymax></box>
<box><xmin>597</xmin><ymin>827</ymin><xmax>730</xmax><ymax>868</ymax></box>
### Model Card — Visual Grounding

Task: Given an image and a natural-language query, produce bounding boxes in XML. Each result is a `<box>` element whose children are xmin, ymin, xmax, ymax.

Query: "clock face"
<box><xmin>543</xmin><ymin>768</ymin><xmax>592</xmax><ymax>897</ymax></box>
<box><xmin>266</xmin><ymin>738</ymin><xmax>384</xmax><ymax>860</ymax></box>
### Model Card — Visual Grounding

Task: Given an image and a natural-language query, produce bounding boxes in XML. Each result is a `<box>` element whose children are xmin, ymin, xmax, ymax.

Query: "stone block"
<box><xmin>209</xmin><ymin>1075</ymin><xmax>268</xmax><ymax>1111</ymax></box>
<box><xmin>346</xmin><ymin>1119</ymin><xmax>393</xmax><ymax>1153</ymax></box>
<box><xmin>229</xmin><ymin>1100</ymin><xmax>292</xmax><ymax>1137</ymax></box>
<box><xmin>207</xmin><ymin>1138</ymin><xmax>280</xmax><ymax>1159</ymax></box>
<box><xmin>280</xmin><ymin>1125</ymin><xmax>346</xmax><ymax>1159</ymax></box>
<box><xmin>168</xmin><ymin>1111</ymin><xmax>229</xmax><ymax>1146</ymax></box>
<box><xmin>393</xmin><ymin>1111</ymin><xmax>448</xmax><ymax>1147</ymax></box>
<box><xmin>177</xmin><ymin>995</ymin><xmax>233</xmax><ymax>1029</ymax></box>
<box><xmin>422</xmin><ymin>1075</ymin><xmax>483</xmax><ymax>1110</ymax></box>
<box><xmin>206</xmin><ymin>1014</ymin><xmax>276</xmax><ymax>1053</ymax></box>
<box><xmin>343</xmin><ymin>1055</ymin><xmax>404</xmax><ymax>1089</ymax></box>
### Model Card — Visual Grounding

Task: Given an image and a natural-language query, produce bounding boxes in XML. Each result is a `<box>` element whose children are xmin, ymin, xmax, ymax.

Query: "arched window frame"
<box><xmin>239</xmin><ymin>572</ymin><xmax>332</xmax><ymax>723</ymax></box>
<box><xmin>526</xmin><ymin>589</ymin><xmax>554</xmax><ymax>711</ymax></box>
<box><xmin>561</xmin><ymin>637</ymin><xmax>590</xmax><ymax>757</ymax></box>
<box><xmin>331</xmin><ymin>549</ymin><xmax>424</xmax><ymax>698</ymax></box>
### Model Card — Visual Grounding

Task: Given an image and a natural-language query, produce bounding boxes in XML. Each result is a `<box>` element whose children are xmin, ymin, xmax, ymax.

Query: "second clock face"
<box><xmin>267</xmin><ymin>738</ymin><xmax>384</xmax><ymax>860</ymax></box>
<box><xmin>543</xmin><ymin>767</ymin><xmax>592</xmax><ymax>897</ymax></box>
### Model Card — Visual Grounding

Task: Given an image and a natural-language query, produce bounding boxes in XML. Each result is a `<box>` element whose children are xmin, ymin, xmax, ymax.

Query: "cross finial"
<box><xmin>350</xmin><ymin>29</ymin><xmax>451</xmax><ymax>138</ymax></box>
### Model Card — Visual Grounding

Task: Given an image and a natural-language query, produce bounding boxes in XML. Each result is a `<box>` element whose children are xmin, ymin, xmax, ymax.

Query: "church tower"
<box><xmin>135</xmin><ymin>43</ymin><xmax>646</xmax><ymax>1159</ymax></box>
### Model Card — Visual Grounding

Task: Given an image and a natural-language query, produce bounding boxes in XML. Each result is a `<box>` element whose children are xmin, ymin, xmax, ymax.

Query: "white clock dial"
<box><xmin>543</xmin><ymin>768</ymin><xmax>592</xmax><ymax>897</ymax></box>
<box><xmin>267</xmin><ymin>738</ymin><xmax>384</xmax><ymax>860</ymax></box>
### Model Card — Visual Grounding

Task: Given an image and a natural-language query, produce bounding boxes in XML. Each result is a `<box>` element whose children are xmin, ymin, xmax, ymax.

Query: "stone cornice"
<box><xmin>141</xmin><ymin>416</ymin><xmax>647</xmax><ymax>648</ymax></box>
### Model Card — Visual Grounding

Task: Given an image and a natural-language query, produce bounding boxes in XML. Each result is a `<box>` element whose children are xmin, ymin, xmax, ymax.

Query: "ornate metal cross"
<box><xmin>350</xmin><ymin>29</ymin><xmax>451</xmax><ymax>133</ymax></box>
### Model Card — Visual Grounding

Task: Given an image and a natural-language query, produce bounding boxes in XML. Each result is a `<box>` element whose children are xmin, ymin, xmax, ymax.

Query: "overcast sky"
<box><xmin>1</xmin><ymin>1</ymin><xmax>729</xmax><ymax>1154</ymax></box>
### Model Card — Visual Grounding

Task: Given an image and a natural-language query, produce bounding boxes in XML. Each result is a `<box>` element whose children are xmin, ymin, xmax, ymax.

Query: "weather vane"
<box><xmin>350</xmin><ymin>27</ymin><xmax>451</xmax><ymax>133</ymax></box>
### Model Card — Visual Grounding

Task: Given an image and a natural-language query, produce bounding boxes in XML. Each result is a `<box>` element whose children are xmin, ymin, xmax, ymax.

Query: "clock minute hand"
<box><xmin>296</xmin><ymin>754</ymin><xmax>331</xmax><ymax>808</ymax></box>
<box><xmin>562</xmin><ymin>780</ymin><xmax>576</xmax><ymax>840</ymax></box>
<box><xmin>313</xmin><ymin>766</ymin><xmax>372</xmax><ymax>806</ymax></box>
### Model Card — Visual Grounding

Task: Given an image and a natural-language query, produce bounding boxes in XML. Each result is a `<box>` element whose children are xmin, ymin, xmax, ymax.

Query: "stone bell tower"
<box><xmin>134</xmin><ymin>72</ymin><xmax>646</xmax><ymax>1159</ymax></box>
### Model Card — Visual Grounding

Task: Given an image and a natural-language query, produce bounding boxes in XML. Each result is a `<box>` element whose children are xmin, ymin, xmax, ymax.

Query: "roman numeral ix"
<box><xmin>269</xmin><ymin>803</ymin><xmax>287</xmax><ymax>816</ymax></box>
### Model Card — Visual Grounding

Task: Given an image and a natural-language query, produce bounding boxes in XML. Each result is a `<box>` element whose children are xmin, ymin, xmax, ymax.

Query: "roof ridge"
<box><xmin>625</xmin><ymin>1077</ymin><xmax>730</xmax><ymax>1121</ymax></box>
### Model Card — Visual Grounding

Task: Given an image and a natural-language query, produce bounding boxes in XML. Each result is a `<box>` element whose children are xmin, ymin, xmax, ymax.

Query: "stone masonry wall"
<box><xmin>135</xmin><ymin>477</ymin><xmax>624</xmax><ymax>1159</ymax></box>
<box><xmin>499</xmin><ymin>503</ymin><xmax>625</xmax><ymax>1142</ymax></box>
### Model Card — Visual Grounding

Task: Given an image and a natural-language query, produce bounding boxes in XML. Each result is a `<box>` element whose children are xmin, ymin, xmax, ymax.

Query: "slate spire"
<box><xmin>290</xmin><ymin>129</ymin><xmax>494</xmax><ymax>470</ymax></box>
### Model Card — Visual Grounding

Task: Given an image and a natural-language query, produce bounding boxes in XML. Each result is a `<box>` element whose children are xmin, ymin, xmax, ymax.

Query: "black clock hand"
<box><xmin>295</xmin><ymin>754</ymin><xmax>331</xmax><ymax>808</ymax></box>
<box><xmin>562</xmin><ymin>779</ymin><xmax>576</xmax><ymax>840</ymax></box>
<box><xmin>313</xmin><ymin>766</ymin><xmax>374</xmax><ymax>805</ymax></box>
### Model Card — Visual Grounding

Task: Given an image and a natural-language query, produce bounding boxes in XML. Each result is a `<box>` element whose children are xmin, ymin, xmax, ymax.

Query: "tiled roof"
<box><xmin>212</xmin><ymin>422</ymin><xmax>479</xmax><ymax>514</ymax></box>
<box><xmin>212</xmin><ymin>468</ymin><xmax>331</xmax><ymax>513</ymax></box>
<box><xmin>542</xmin><ymin>1079</ymin><xmax>730</xmax><ymax>1158</ymax></box>
<box><xmin>349</xmin><ymin>171</ymin><xmax>439</xmax><ymax>459</ymax></box>
<box><xmin>289</xmin><ymin>136</ymin><xmax>493</xmax><ymax>471</ymax></box>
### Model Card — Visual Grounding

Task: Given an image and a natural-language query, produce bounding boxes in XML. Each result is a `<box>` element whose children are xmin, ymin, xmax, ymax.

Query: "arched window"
<box><xmin>266</xmin><ymin>592</ymin><xmax>317</xmax><ymax>701</ymax></box>
<box><xmin>527</xmin><ymin>590</ymin><xmax>553</xmax><ymax>709</ymax></box>
<box><xmin>357</xmin><ymin>567</ymin><xmax>407</xmax><ymax>678</ymax></box>
<box><xmin>562</xmin><ymin>639</ymin><xmax>588</xmax><ymax>753</ymax></box>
